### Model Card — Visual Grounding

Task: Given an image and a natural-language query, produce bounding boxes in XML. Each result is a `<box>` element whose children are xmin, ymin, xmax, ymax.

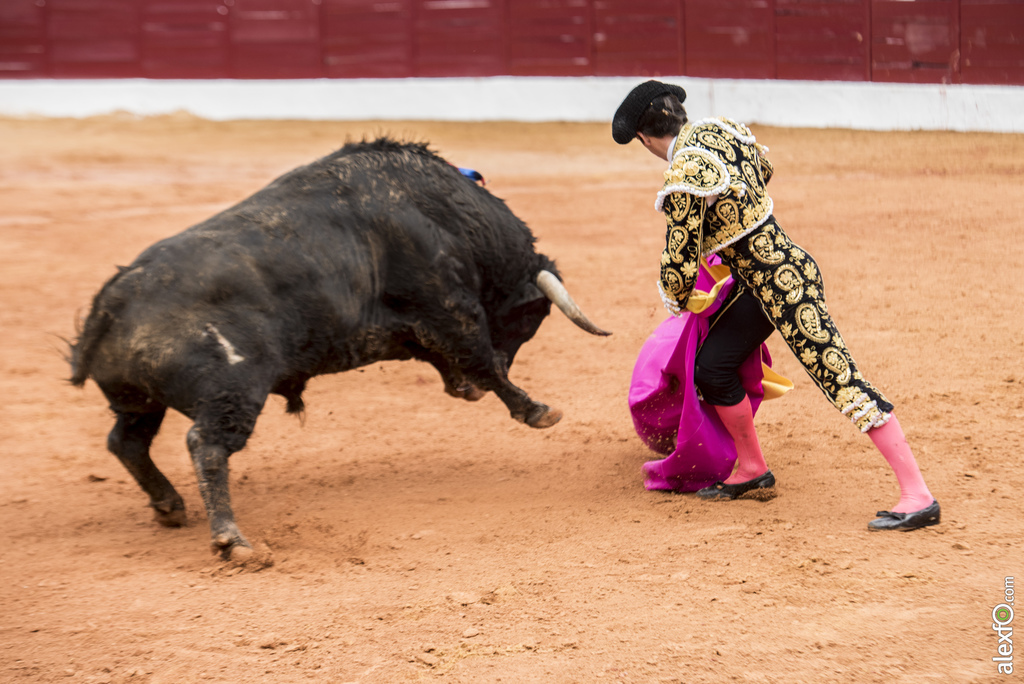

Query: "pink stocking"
<box><xmin>868</xmin><ymin>414</ymin><xmax>934</xmax><ymax>513</ymax></box>
<box><xmin>714</xmin><ymin>396</ymin><xmax>768</xmax><ymax>484</ymax></box>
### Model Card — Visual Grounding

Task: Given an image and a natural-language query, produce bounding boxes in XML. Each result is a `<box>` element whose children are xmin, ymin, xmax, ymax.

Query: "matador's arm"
<box><xmin>658</xmin><ymin>191</ymin><xmax>706</xmax><ymax>316</ymax></box>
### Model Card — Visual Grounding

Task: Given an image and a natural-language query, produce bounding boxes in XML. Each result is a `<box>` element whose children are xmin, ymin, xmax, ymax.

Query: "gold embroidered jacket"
<box><xmin>656</xmin><ymin>117</ymin><xmax>774</xmax><ymax>311</ymax></box>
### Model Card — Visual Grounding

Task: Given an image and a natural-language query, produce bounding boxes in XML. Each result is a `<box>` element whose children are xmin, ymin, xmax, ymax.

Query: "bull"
<box><xmin>70</xmin><ymin>137</ymin><xmax>609</xmax><ymax>561</ymax></box>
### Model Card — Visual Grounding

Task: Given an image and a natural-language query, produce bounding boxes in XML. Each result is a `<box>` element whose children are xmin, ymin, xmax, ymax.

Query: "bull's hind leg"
<box><xmin>186</xmin><ymin>393</ymin><xmax>263</xmax><ymax>560</ymax></box>
<box><xmin>108</xmin><ymin>409</ymin><xmax>186</xmax><ymax>527</ymax></box>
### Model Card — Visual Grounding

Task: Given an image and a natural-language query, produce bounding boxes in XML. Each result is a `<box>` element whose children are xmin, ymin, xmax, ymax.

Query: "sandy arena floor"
<box><xmin>0</xmin><ymin>114</ymin><xmax>1021</xmax><ymax>683</ymax></box>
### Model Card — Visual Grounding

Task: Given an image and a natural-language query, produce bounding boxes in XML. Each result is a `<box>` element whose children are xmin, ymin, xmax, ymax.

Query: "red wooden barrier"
<box><xmin>229</xmin><ymin>0</ymin><xmax>321</xmax><ymax>78</ymax></box>
<box><xmin>961</xmin><ymin>0</ymin><xmax>1024</xmax><ymax>84</ymax></box>
<box><xmin>776</xmin><ymin>0</ymin><xmax>869</xmax><ymax>81</ymax></box>
<box><xmin>414</xmin><ymin>0</ymin><xmax>505</xmax><ymax>77</ymax></box>
<box><xmin>0</xmin><ymin>0</ymin><xmax>47</xmax><ymax>77</ymax></box>
<box><xmin>684</xmin><ymin>0</ymin><xmax>775</xmax><ymax>79</ymax></box>
<box><xmin>871</xmin><ymin>0</ymin><xmax>960</xmax><ymax>83</ymax></box>
<box><xmin>322</xmin><ymin>0</ymin><xmax>413</xmax><ymax>78</ymax></box>
<box><xmin>142</xmin><ymin>0</ymin><xmax>230</xmax><ymax>79</ymax></box>
<box><xmin>49</xmin><ymin>0</ymin><xmax>142</xmax><ymax>78</ymax></box>
<box><xmin>592</xmin><ymin>0</ymin><xmax>682</xmax><ymax>76</ymax></box>
<box><xmin>1</xmin><ymin>0</ymin><xmax>1022</xmax><ymax>85</ymax></box>
<box><xmin>507</xmin><ymin>0</ymin><xmax>591</xmax><ymax>76</ymax></box>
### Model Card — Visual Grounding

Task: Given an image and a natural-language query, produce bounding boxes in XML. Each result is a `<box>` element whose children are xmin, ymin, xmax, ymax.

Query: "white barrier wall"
<box><xmin>2</xmin><ymin>76</ymin><xmax>1023</xmax><ymax>133</ymax></box>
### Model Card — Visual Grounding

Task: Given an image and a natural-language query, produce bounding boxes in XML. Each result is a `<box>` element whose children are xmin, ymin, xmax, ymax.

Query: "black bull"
<box><xmin>69</xmin><ymin>138</ymin><xmax>609</xmax><ymax>560</ymax></box>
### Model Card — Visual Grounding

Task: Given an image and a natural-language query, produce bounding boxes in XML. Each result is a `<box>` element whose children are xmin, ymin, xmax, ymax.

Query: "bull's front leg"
<box><xmin>441</xmin><ymin>368</ymin><xmax>488</xmax><ymax>402</ymax></box>
<box><xmin>410</xmin><ymin>305</ymin><xmax>559</xmax><ymax>428</ymax></box>
<box><xmin>408</xmin><ymin>343</ymin><xmax>488</xmax><ymax>402</ymax></box>
<box><xmin>494</xmin><ymin>384</ymin><xmax>563</xmax><ymax>428</ymax></box>
<box><xmin>474</xmin><ymin>352</ymin><xmax>562</xmax><ymax>429</ymax></box>
<box><xmin>186</xmin><ymin>426</ymin><xmax>252</xmax><ymax>560</ymax></box>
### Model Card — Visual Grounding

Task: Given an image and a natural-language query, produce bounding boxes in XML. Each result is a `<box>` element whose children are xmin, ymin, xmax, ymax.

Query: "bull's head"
<box><xmin>465</xmin><ymin>269</ymin><xmax>609</xmax><ymax>425</ymax></box>
<box><xmin>490</xmin><ymin>269</ymin><xmax>610</xmax><ymax>369</ymax></box>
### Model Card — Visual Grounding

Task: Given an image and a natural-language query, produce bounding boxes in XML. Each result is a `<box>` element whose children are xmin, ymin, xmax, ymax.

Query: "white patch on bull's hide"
<box><xmin>205</xmin><ymin>324</ymin><xmax>245</xmax><ymax>365</ymax></box>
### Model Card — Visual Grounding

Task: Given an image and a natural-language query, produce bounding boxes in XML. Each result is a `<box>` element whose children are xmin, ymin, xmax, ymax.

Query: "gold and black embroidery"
<box><xmin>720</xmin><ymin>218</ymin><xmax>893</xmax><ymax>431</ymax></box>
<box><xmin>659</xmin><ymin>192</ymin><xmax>704</xmax><ymax>305</ymax></box>
<box><xmin>696</xmin><ymin>129</ymin><xmax>737</xmax><ymax>162</ymax></box>
<box><xmin>653</xmin><ymin>119</ymin><xmax>893</xmax><ymax>431</ymax></box>
<box><xmin>660</xmin><ymin>146</ymin><xmax>730</xmax><ymax>199</ymax></box>
<box><xmin>656</xmin><ymin>118</ymin><xmax>774</xmax><ymax>257</ymax></box>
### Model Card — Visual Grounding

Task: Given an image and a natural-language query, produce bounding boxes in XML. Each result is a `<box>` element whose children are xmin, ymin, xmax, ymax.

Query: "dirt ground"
<box><xmin>0</xmin><ymin>113</ymin><xmax>1021</xmax><ymax>684</ymax></box>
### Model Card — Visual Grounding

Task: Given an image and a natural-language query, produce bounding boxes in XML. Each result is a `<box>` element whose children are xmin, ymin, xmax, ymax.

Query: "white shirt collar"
<box><xmin>666</xmin><ymin>133</ymin><xmax>680</xmax><ymax>161</ymax></box>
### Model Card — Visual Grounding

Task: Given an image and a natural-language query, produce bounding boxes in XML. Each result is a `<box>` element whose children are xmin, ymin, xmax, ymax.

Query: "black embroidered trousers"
<box><xmin>715</xmin><ymin>217</ymin><xmax>893</xmax><ymax>431</ymax></box>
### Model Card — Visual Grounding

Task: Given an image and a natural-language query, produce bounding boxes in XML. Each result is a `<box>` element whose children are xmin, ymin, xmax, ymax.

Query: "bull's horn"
<box><xmin>536</xmin><ymin>270</ymin><xmax>611</xmax><ymax>336</ymax></box>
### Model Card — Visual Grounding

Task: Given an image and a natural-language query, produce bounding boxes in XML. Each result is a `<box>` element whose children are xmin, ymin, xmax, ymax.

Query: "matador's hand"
<box><xmin>657</xmin><ymin>281</ymin><xmax>683</xmax><ymax>317</ymax></box>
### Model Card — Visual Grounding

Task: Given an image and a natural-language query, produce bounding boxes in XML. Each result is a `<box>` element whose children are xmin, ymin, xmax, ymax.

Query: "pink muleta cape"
<box><xmin>628</xmin><ymin>258</ymin><xmax>792</xmax><ymax>491</ymax></box>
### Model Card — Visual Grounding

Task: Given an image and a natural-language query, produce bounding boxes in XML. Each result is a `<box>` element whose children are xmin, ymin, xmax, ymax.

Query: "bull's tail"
<box><xmin>69</xmin><ymin>269</ymin><xmax>128</xmax><ymax>387</ymax></box>
<box><xmin>69</xmin><ymin>309</ymin><xmax>113</xmax><ymax>387</ymax></box>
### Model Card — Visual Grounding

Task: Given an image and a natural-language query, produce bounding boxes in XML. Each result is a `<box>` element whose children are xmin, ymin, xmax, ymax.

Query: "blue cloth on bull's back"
<box><xmin>458</xmin><ymin>167</ymin><xmax>485</xmax><ymax>184</ymax></box>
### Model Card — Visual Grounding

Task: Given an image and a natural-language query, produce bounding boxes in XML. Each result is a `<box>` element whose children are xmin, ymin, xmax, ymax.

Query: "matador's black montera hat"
<box><xmin>611</xmin><ymin>80</ymin><xmax>688</xmax><ymax>145</ymax></box>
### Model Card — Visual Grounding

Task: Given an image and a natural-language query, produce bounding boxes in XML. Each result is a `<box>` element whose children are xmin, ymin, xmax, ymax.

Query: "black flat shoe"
<box><xmin>867</xmin><ymin>499</ymin><xmax>940</xmax><ymax>531</ymax></box>
<box><xmin>696</xmin><ymin>470</ymin><xmax>776</xmax><ymax>500</ymax></box>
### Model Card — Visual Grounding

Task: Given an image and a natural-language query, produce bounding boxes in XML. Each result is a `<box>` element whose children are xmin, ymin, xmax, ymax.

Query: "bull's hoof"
<box><xmin>210</xmin><ymin>528</ymin><xmax>251</xmax><ymax>561</ymax></box>
<box><xmin>229</xmin><ymin>542</ymin><xmax>275</xmax><ymax>571</ymax></box>
<box><xmin>151</xmin><ymin>500</ymin><xmax>187</xmax><ymax>528</ymax></box>
<box><xmin>229</xmin><ymin>545</ymin><xmax>254</xmax><ymax>563</ymax></box>
<box><xmin>526</xmin><ymin>404</ymin><xmax>563</xmax><ymax>429</ymax></box>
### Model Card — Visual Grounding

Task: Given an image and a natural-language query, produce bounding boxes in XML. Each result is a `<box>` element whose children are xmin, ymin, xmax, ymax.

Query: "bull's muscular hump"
<box><xmin>69</xmin><ymin>137</ymin><xmax>608</xmax><ymax>561</ymax></box>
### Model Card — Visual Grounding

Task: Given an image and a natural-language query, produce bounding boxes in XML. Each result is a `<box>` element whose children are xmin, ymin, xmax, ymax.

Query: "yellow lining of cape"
<box><xmin>684</xmin><ymin>260</ymin><xmax>734</xmax><ymax>314</ymax></box>
<box><xmin>761</xmin><ymin>363</ymin><xmax>794</xmax><ymax>401</ymax></box>
<box><xmin>686</xmin><ymin>259</ymin><xmax>793</xmax><ymax>401</ymax></box>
